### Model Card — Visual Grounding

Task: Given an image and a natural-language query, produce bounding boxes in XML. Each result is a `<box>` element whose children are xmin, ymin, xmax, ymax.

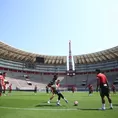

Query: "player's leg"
<box><xmin>106</xmin><ymin>90</ymin><xmax>113</xmax><ymax>109</ymax></box>
<box><xmin>89</xmin><ymin>89</ymin><xmax>92</xmax><ymax>96</ymax></box>
<box><xmin>56</xmin><ymin>93</ymin><xmax>61</xmax><ymax>105</ymax></box>
<box><xmin>100</xmin><ymin>95</ymin><xmax>106</xmax><ymax>110</ymax></box>
<box><xmin>0</xmin><ymin>84</ymin><xmax>2</xmax><ymax>96</ymax></box>
<box><xmin>58</xmin><ymin>92</ymin><xmax>68</xmax><ymax>103</ymax></box>
<box><xmin>48</xmin><ymin>92</ymin><xmax>55</xmax><ymax>104</ymax></box>
<box><xmin>113</xmin><ymin>89</ymin><xmax>116</xmax><ymax>94</ymax></box>
<box><xmin>8</xmin><ymin>90</ymin><xmax>11</xmax><ymax>96</ymax></box>
<box><xmin>56</xmin><ymin>91</ymin><xmax>68</xmax><ymax>105</ymax></box>
<box><xmin>100</xmin><ymin>88</ymin><xmax>106</xmax><ymax>110</ymax></box>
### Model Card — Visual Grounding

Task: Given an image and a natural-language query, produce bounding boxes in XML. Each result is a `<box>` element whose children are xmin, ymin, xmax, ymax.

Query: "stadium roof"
<box><xmin>0</xmin><ymin>41</ymin><xmax>118</xmax><ymax>65</ymax></box>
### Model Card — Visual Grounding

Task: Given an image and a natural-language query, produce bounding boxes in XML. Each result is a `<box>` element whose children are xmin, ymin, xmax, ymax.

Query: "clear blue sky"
<box><xmin>0</xmin><ymin>0</ymin><xmax>118</xmax><ymax>56</ymax></box>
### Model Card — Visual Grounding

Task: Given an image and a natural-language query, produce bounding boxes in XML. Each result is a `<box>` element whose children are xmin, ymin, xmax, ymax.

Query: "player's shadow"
<box><xmin>113</xmin><ymin>104</ymin><xmax>118</xmax><ymax>106</ymax></box>
<box><xmin>35</xmin><ymin>102</ymin><xmax>59</xmax><ymax>108</ymax></box>
<box><xmin>78</xmin><ymin>108</ymin><xmax>99</xmax><ymax>111</ymax></box>
<box><xmin>78</xmin><ymin>108</ymin><xmax>112</xmax><ymax>111</ymax></box>
<box><xmin>35</xmin><ymin>104</ymin><xmax>57</xmax><ymax>107</ymax></box>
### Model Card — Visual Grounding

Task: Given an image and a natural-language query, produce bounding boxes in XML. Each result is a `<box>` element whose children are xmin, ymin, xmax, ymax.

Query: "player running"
<box><xmin>2</xmin><ymin>72</ymin><xmax>6</xmax><ymax>95</ymax></box>
<box><xmin>8</xmin><ymin>84</ymin><xmax>12</xmax><ymax>95</ymax></box>
<box><xmin>96</xmin><ymin>69</ymin><xmax>113</xmax><ymax>110</ymax></box>
<box><xmin>47</xmin><ymin>75</ymin><xmax>68</xmax><ymax>106</ymax></box>
<box><xmin>47</xmin><ymin>75</ymin><xmax>57</xmax><ymax>103</ymax></box>
<box><xmin>34</xmin><ymin>85</ymin><xmax>37</xmax><ymax>95</ymax></box>
<box><xmin>111</xmin><ymin>84</ymin><xmax>116</xmax><ymax>94</ymax></box>
<box><xmin>71</xmin><ymin>86</ymin><xmax>75</xmax><ymax>93</ymax></box>
<box><xmin>87</xmin><ymin>84</ymin><xmax>93</xmax><ymax>96</ymax></box>
<box><xmin>0</xmin><ymin>72</ymin><xmax>3</xmax><ymax>96</ymax></box>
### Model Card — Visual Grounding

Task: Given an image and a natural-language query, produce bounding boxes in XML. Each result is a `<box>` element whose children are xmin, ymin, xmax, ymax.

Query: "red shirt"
<box><xmin>97</xmin><ymin>73</ymin><xmax>107</xmax><ymax>85</ymax></box>
<box><xmin>9</xmin><ymin>85</ymin><xmax>12</xmax><ymax>90</ymax></box>
<box><xmin>56</xmin><ymin>82</ymin><xmax>60</xmax><ymax>88</ymax></box>
<box><xmin>0</xmin><ymin>75</ymin><xmax>4</xmax><ymax>85</ymax></box>
<box><xmin>88</xmin><ymin>84</ymin><xmax>93</xmax><ymax>90</ymax></box>
<box><xmin>112</xmin><ymin>85</ymin><xmax>115</xmax><ymax>89</ymax></box>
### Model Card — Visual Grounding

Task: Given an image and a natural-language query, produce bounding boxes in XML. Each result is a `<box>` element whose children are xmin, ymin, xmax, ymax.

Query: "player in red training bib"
<box><xmin>8</xmin><ymin>84</ymin><xmax>12</xmax><ymax>95</ymax></box>
<box><xmin>96</xmin><ymin>69</ymin><xmax>113</xmax><ymax>110</ymax></box>
<box><xmin>72</xmin><ymin>86</ymin><xmax>75</xmax><ymax>93</ymax></box>
<box><xmin>2</xmin><ymin>72</ymin><xmax>7</xmax><ymax>95</ymax></box>
<box><xmin>87</xmin><ymin>84</ymin><xmax>93</xmax><ymax>96</ymax></box>
<box><xmin>34</xmin><ymin>85</ymin><xmax>37</xmax><ymax>95</ymax></box>
<box><xmin>0</xmin><ymin>72</ymin><xmax>4</xmax><ymax>96</ymax></box>
<box><xmin>111</xmin><ymin>84</ymin><xmax>116</xmax><ymax>94</ymax></box>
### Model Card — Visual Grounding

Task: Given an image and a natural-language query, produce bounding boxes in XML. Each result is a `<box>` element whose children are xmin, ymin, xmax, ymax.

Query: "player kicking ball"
<box><xmin>96</xmin><ymin>69</ymin><xmax>113</xmax><ymax>110</ymax></box>
<box><xmin>47</xmin><ymin>75</ymin><xmax>68</xmax><ymax>106</ymax></box>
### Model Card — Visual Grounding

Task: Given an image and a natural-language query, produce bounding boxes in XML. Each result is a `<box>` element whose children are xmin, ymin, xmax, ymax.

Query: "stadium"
<box><xmin>0</xmin><ymin>41</ymin><xmax>118</xmax><ymax>118</ymax></box>
<box><xmin>0</xmin><ymin>41</ymin><xmax>118</xmax><ymax>91</ymax></box>
<box><xmin>0</xmin><ymin>1</ymin><xmax>118</xmax><ymax>118</ymax></box>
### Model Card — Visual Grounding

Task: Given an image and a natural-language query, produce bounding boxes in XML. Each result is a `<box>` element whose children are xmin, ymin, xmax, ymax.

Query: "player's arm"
<box><xmin>0</xmin><ymin>77</ymin><xmax>3</xmax><ymax>86</ymax></box>
<box><xmin>106</xmin><ymin>79</ymin><xmax>109</xmax><ymax>88</ymax></box>
<box><xmin>96</xmin><ymin>78</ymin><xmax>99</xmax><ymax>92</ymax></box>
<box><xmin>106</xmin><ymin>79</ymin><xmax>110</xmax><ymax>93</ymax></box>
<box><xmin>0</xmin><ymin>79</ymin><xmax>2</xmax><ymax>85</ymax></box>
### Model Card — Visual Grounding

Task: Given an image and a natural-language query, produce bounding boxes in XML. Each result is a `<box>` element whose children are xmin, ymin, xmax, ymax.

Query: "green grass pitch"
<box><xmin>0</xmin><ymin>91</ymin><xmax>118</xmax><ymax>118</ymax></box>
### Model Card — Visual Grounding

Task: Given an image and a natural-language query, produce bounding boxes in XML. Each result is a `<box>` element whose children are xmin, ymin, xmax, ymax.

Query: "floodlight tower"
<box><xmin>68</xmin><ymin>40</ymin><xmax>73</xmax><ymax>71</ymax></box>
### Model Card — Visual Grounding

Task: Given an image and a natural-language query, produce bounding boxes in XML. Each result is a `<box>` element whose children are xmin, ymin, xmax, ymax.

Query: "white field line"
<box><xmin>0</xmin><ymin>106</ymin><xmax>77</xmax><ymax>111</ymax></box>
<box><xmin>0</xmin><ymin>106</ymin><xmax>118</xmax><ymax>111</ymax></box>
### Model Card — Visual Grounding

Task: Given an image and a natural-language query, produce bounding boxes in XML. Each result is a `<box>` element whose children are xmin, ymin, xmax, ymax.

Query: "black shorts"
<box><xmin>0</xmin><ymin>84</ymin><xmax>2</xmax><ymax>93</ymax></box>
<box><xmin>100</xmin><ymin>85</ymin><xmax>109</xmax><ymax>97</ymax></box>
<box><xmin>89</xmin><ymin>89</ymin><xmax>93</xmax><ymax>93</ymax></box>
<box><xmin>34</xmin><ymin>90</ymin><xmax>37</xmax><ymax>93</ymax></box>
<box><xmin>53</xmin><ymin>89</ymin><xmax>61</xmax><ymax>94</ymax></box>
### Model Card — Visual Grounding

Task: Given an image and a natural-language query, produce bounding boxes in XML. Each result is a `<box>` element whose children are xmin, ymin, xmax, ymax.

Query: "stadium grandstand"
<box><xmin>0</xmin><ymin>41</ymin><xmax>118</xmax><ymax>91</ymax></box>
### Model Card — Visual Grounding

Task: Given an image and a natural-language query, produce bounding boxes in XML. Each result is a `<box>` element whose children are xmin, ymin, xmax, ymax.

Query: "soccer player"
<box><xmin>47</xmin><ymin>75</ymin><xmax>68</xmax><ymax>105</ymax></box>
<box><xmin>0</xmin><ymin>72</ymin><xmax>3</xmax><ymax>96</ymax></box>
<box><xmin>111</xmin><ymin>84</ymin><xmax>116</xmax><ymax>94</ymax></box>
<box><xmin>72</xmin><ymin>86</ymin><xmax>75</xmax><ymax>93</ymax></box>
<box><xmin>87</xmin><ymin>84</ymin><xmax>93</xmax><ymax>96</ymax></box>
<box><xmin>8</xmin><ymin>84</ymin><xmax>12</xmax><ymax>95</ymax></box>
<box><xmin>34</xmin><ymin>85</ymin><xmax>37</xmax><ymax>95</ymax></box>
<box><xmin>96</xmin><ymin>69</ymin><xmax>113</xmax><ymax>110</ymax></box>
<box><xmin>47</xmin><ymin>75</ymin><xmax>57</xmax><ymax>103</ymax></box>
<box><xmin>3</xmin><ymin>83</ymin><xmax>6</xmax><ymax>95</ymax></box>
<box><xmin>2</xmin><ymin>72</ymin><xmax>6</xmax><ymax>95</ymax></box>
<box><xmin>46</xmin><ymin>85</ymin><xmax>49</xmax><ymax>94</ymax></box>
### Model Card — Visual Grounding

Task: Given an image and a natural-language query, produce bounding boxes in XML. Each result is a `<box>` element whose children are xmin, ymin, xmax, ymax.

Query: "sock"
<box><xmin>102</xmin><ymin>104</ymin><xmax>105</xmax><ymax>109</ymax></box>
<box><xmin>64</xmin><ymin>98</ymin><xmax>67</xmax><ymax>101</ymax></box>
<box><xmin>110</xmin><ymin>103</ymin><xmax>113</xmax><ymax>108</ymax></box>
<box><xmin>57</xmin><ymin>100</ymin><xmax>60</xmax><ymax>104</ymax></box>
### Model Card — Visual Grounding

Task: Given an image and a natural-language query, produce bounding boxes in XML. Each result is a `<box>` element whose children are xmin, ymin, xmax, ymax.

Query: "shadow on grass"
<box><xmin>35</xmin><ymin>104</ymin><xmax>57</xmax><ymax>107</ymax></box>
<box><xmin>35</xmin><ymin>102</ymin><xmax>67</xmax><ymax>108</ymax></box>
<box><xmin>113</xmin><ymin>104</ymin><xmax>118</xmax><ymax>106</ymax></box>
<box><xmin>78</xmin><ymin>108</ymin><xmax>113</xmax><ymax>111</ymax></box>
<box><xmin>77</xmin><ymin>108</ymin><xmax>99</xmax><ymax>111</ymax></box>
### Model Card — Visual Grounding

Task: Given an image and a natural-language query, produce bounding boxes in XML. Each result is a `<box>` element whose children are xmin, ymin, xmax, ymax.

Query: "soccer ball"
<box><xmin>74</xmin><ymin>101</ymin><xmax>78</xmax><ymax>106</ymax></box>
